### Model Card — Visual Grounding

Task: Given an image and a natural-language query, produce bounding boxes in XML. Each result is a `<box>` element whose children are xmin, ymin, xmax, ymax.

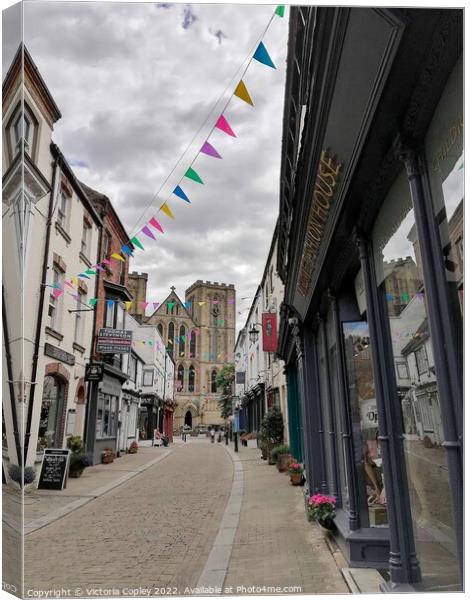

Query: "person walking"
<box><xmin>210</xmin><ymin>427</ymin><xmax>215</xmax><ymax>444</ymax></box>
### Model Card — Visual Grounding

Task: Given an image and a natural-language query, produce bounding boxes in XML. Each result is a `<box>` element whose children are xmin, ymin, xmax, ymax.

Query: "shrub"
<box><xmin>8</xmin><ymin>464</ymin><xmax>36</xmax><ymax>487</ymax></box>
<box><xmin>270</xmin><ymin>444</ymin><xmax>290</xmax><ymax>462</ymax></box>
<box><xmin>260</xmin><ymin>407</ymin><xmax>284</xmax><ymax>445</ymax></box>
<box><xmin>67</xmin><ymin>435</ymin><xmax>85</xmax><ymax>454</ymax></box>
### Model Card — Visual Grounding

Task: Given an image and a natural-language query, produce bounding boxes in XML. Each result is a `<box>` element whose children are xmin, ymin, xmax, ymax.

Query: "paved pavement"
<box><xmin>6</xmin><ymin>439</ymin><xmax>349</xmax><ymax>597</ymax></box>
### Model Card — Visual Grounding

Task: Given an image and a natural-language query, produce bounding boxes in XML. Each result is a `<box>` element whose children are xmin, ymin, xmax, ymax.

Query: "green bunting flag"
<box><xmin>89</xmin><ymin>298</ymin><xmax>98</xmax><ymax>307</ymax></box>
<box><xmin>275</xmin><ymin>5</ymin><xmax>285</xmax><ymax>17</ymax></box>
<box><xmin>131</xmin><ymin>236</ymin><xmax>145</xmax><ymax>250</ymax></box>
<box><xmin>185</xmin><ymin>167</ymin><xmax>204</xmax><ymax>184</ymax></box>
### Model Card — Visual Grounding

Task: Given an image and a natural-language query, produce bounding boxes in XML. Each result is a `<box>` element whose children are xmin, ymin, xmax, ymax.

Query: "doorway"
<box><xmin>184</xmin><ymin>410</ymin><xmax>192</xmax><ymax>429</ymax></box>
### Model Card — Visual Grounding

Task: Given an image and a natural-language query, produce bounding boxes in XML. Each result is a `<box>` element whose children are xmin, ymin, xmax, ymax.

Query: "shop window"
<box><xmin>96</xmin><ymin>393</ymin><xmax>118</xmax><ymax>438</ymax></box>
<box><xmin>39</xmin><ymin>375</ymin><xmax>66</xmax><ymax>448</ymax></box>
<box><xmin>372</xmin><ymin>170</ymin><xmax>459</xmax><ymax>588</ymax></box>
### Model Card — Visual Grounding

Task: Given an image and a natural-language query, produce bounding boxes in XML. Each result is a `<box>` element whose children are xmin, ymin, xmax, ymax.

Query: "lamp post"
<box><xmin>232</xmin><ymin>395</ymin><xmax>240</xmax><ymax>453</ymax></box>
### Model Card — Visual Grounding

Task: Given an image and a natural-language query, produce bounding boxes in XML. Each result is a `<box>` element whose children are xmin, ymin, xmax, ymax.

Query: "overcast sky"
<box><xmin>3</xmin><ymin>0</ymin><xmax>288</xmax><ymax>331</ymax></box>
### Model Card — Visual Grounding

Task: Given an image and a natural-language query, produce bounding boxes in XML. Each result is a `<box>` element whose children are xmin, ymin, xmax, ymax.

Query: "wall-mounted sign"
<box><xmin>85</xmin><ymin>362</ymin><xmax>104</xmax><ymax>382</ymax></box>
<box><xmin>262</xmin><ymin>313</ymin><xmax>278</xmax><ymax>352</ymax></box>
<box><xmin>96</xmin><ymin>328</ymin><xmax>133</xmax><ymax>354</ymax></box>
<box><xmin>37</xmin><ymin>448</ymin><xmax>70</xmax><ymax>490</ymax></box>
<box><xmin>44</xmin><ymin>343</ymin><xmax>75</xmax><ymax>366</ymax></box>
<box><xmin>236</xmin><ymin>371</ymin><xmax>246</xmax><ymax>384</ymax></box>
<box><xmin>297</xmin><ymin>149</ymin><xmax>342</xmax><ymax>296</ymax></box>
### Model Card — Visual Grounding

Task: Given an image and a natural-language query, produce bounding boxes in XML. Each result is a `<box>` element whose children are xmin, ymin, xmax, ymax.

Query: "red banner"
<box><xmin>262</xmin><ymin>313</ymin><xmax>278</xmax><ymax>352</ymax></box>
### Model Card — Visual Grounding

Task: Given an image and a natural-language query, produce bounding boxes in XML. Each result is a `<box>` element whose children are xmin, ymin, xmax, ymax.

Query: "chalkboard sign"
<box><xmin>37</xmin><ymin>449</ymin><xmax>70</xmax><ymax>490</ymax></box>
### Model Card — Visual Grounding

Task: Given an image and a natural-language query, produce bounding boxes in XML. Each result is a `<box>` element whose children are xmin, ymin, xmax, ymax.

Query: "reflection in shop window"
<box><xmin>372</xmin><ymin>170</ymin><xmax>459</xmax><ymax>590</ymax></box>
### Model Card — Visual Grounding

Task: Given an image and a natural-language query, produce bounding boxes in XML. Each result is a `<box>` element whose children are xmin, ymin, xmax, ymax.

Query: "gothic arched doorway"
<box><xmin>184</xmin><ymin>410</ymin><xmax>193</xmax><ymax>429</ymax></box>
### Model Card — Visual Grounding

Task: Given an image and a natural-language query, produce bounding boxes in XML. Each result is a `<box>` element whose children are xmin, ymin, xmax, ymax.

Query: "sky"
<box><xmin>3</xmin><ymin>0</ymin><xmax>289</xmax><ymax>332</ymax></box>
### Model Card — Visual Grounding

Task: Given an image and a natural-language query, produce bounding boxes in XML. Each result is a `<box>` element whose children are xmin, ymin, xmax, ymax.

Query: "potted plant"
<box><xmin>102</xmin><ymin>448</ymin><xmax>115</xmax><ymax>464</ymax></box>
<box><xmin>128</xmin><ymin>441</ymin><xmax>139</xmax><ymax>454</ymax></box>
<box><xmin>288</xmin><ymin>461</ymin><xmax>303</xmax><ymax>485</ymax></box>
<box><xmin>260</xmin><ymin>407</ymin><xmax>284</xmax><ymax>464</ymax></box>
<box><xmin>307</xmin><ymin>493</ymin><xmax>337</xmax><ymax>532</ymax></box>
<box><xmin>271</xmin><ymin>445</ymin><xmax>291</xmax><ymax>472</ymax></box>
<box><xmin>67</xmin><ymin>436</ymin><xmax>89</xmax><ymax>478</ymax></box>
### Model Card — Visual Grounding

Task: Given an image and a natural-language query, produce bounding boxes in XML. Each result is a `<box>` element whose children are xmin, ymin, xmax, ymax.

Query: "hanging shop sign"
<box><xmin>96</xmin><ymin>328</ymin><xmax>133</xmax><ymax>354</ymax></box>
<box><xmin>262</xmin><ymin>312</ymin><xmax>278</xmax><ymax>352</ymax></box>
<box><xmin>37</xmin><ymin>448</ymin><xmax>70</xmax><ymax>490</ymax></box>
<box><xmin>297</xmin><ymin>150</ymin><xmax>342</xmax><ymax>296</ymax></box>
<box><xmin>85</xmin><ymin>362</ymin><xmax>104</xmax><ymax>382</ymax></box>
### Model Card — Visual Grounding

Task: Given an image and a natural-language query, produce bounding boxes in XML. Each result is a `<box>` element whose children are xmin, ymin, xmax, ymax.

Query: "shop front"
<box><xmin>277</xmin><ymin>7</ymin><xmax>462</xmax><ymax>591</ymax></box>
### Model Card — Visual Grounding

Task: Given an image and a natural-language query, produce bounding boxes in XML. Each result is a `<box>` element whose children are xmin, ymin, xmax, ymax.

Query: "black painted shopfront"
<box><xmin>277</xmin><ymin>7</ymin><xmax>463</xmax><ymax>591</ymax></box>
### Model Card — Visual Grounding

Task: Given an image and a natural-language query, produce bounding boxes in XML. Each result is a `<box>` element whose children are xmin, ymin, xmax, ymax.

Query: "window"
<box><xmin>157</xmin><ymin>323</ymin><xmax>164</xmax><ymax>338</ymax></box>
<box><xmin>211</xmin><ymin>369</ymin><xmax>217</xmax><ymax>393</ymax></box>
<box><xmin>57</xmin><ymin>189</ymin><xmax>70</xmax><ymax>231</ymax></box>
<box><xmin>397</xmin><ymin>362</ymin><xmax>409</xmax><ymax>380</ymax></box>
<box><xmin>48</xmin><ymin>267</ymin><xmax>64</xmax><ymax>331</ymax></box>
<box><xmin>128</xmin><ymin>354</ymin><xmax>137</xmax><ymax>383</ymax></box>
<box><xmin>190</xmin><ymin>330</ymin><xmax>196</xmax><ymax>358</ymax></box>
<box><xmin>39</xmin><ymin>375</ymin><xmax>67</xmax><ymax>448</ymax></box>
<box><xmin>177</xmin><ymin>364</ymin><xmax>184</xmax><ymax>392</ymax></box>
<box><xmin>415</xmin><ymin>345</ymin><xmax>428</xmax><ymax>376</ymax></box>
<box><xmin>188</xmin><ymin>365</ymin><xmax>196</xmax><ymax>392</ymax></box>
<box><xmin>168</xmin><ymin>322</ymin><xmax>175</xmax><ymax>357</ymax></box>
<box><xmin>81</xmin><ymin>219</ymin><xmax>91</xmax><ymax>259</ymax></box>
<box><xmin>102</xmin><ymin>230</ymin><xmax>111</xmax><ymax>261</ymax></box>
<box><xmin>179</xmin><ymin>325</ymin><xmax>186</xmax><ymax>357</ymax></box>
<box><xmin>105</xmin><ymin>299</ymin><xmax>125</xmax><ymax>329</ymax></box>
<box><xmin>10</xmin><ymin>105</ymin><xmax>34</xmax><ymax>156</ymax></box>
<box><xmin>142</xmin><ymin>370</ymin><xmax>153</xmax><ymax>386</ymax></box>
<box><xmin>74</xmin><ymin>291</ymin><xmax>86</xmax><ymax>344</ymax></box>
<box><xmin>96</xmin><ymin>394</ymin><xmax>118</xmax><ymax>438</ymax></box>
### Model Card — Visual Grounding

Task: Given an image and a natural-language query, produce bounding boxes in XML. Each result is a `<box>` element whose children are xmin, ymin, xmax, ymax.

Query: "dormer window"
<box><xmin>9</xmin><ymin>104</ymin><xmax>36</xmax><ymax>159</ymax></box>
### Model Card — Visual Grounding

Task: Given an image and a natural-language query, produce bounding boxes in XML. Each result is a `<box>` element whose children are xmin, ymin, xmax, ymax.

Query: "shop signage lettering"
<box><xmin>85</xmin><ymin>362</ymin><xmax>104</xmax><ymax>381</ymax></box>
<box><xmin>96</xmin><ymin>328</ymin><xmax>133</xmax><ymax>354</ymax></box>
<box><xmin>298</xmin><ymin>150</ymin><xmax>342</xmax><ymax>296</ymax></box>
<box><xmin>37</xmin><ymin>448</ymin><xmax>70</xmax><ymax>490</ymax></box>
<box><xmin>431</xmin><ymin>115</ymin><xmax>463</xmax><ymax>173</ymax></box>
<box><xmin>44</xmin><ymin>343</ymin><xmax>75</xmax><ymax>366</ymax></box>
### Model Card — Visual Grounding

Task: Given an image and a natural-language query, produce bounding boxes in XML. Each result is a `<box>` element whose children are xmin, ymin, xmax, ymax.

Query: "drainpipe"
<box><xmin>24</xmin><ymin>152</ymin><xmax>60</xmax><ymax>465</ymax></box>
<box><xmin>2</xmin><ymin>286</ymin><xmax>23</xmax><ymax>466</ymax></box>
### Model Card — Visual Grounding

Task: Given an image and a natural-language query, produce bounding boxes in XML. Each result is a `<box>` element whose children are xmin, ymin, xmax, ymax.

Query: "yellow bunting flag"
<box><xmin>111</xmin><ymin>253</ymin><xmax>125</xmax><ymax>262</ymax></box>
<box><xmin>198</xmin><ymin>301</ymin><xmax>206</xmax><ymax>306</ymax></box>
<box><xmin>234</xmin><ymin>80</ymin><xmax>254</xmax><ymax>106</ymax></box>
<box><xmin>70</xmin><ymin>277</ymin><xmax>78</xmax><ymax>286</ymax></box>
<box><xmin>124</xmin><ymin>301</ymin><xmax>133</xmax><ymax>311</ymax></box>
<box><xmin>160</xmin><ymin>202</ymin><xmax>175</xmax><ymax>219</ymax></box>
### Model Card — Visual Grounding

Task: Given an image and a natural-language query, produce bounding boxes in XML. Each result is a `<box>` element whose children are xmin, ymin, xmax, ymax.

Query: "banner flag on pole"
<box><xmin>141</xmin><ymin>225</ymin><xmax>156</xmax><ymax>240</ymax></box>
<box><xmin>234</xmin><ymin>80</ymin><xmax>254</xmax><ymax>106</ymax></box>
<box><xmin>160</xmin><ymin>202</ymin><xmax>175</xmax><ymax>219</ymax></box>
<box><xmin>111</xmin><ymin>253</ymin><xmax>125</xmax><ymax>262</ymax></box>
<box><xmin>185</xmin><ymin>167</ymin><xmax>204</xmax><ymax>184</ymax></box>
<box><xmin>131</xmin><ymin>236</ymin><xmax>145</xmax><ymax>250</ymax></box>
<box><xmin>200</xmin><ymin>141</ymin><xmax>222</xmax><ymax>159</ymax></box>
<box><xmin>173</xmin><ymin>185</ymin><xmax>190</xmax><ymax>202</ymax></box>
<box><xmin>253</xmin><ymin>42</ymin><xmax>276</xmax><ymax>69</ymax></box>
<box><xmin>124</xmin><ymin>301</ymin><xmax>133</xmax><ymax>311</ymax></box>
<box><xmin>215</xmin><ymin>115</ymin><xmax>236</xmax><ymax>137</ymax></box>
<box><xmin>275</xmin><ymin>5</ymin><xmax>285</xmax><ymax>17</ymax></box>
<box><xmin>149</xmin><ymin>217</ymin><xmax>164</xmax><ymax>233</ymax></box>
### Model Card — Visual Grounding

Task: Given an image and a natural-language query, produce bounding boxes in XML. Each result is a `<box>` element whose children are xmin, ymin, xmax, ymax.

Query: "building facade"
<box><xmin>2</xmin><ymin>46</ymin><xmax>102</xmax><ymax>469</ymax></box>
<box><xmin>128</xmin><ymin>278</ymin><xmax>236</xmax><ymax>431</ymax></box>
<box><xmin>277</xmin><ymin>7</ymin><xmax>462</xmax><ymax>591</ymax></box>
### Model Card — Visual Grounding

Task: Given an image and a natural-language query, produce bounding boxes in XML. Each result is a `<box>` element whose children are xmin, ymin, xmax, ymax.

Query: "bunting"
<box><xmin>141</xmin><ymin>226</ymin><xmax>156</xmax><ymax>240</ymax></box>
<box><xmin>173</xmin><ymin>185</ymin><xmax>190</xmax><ymax>202</ymax></box>
<box><xmin>184</xmin><ymin>167</ymin><xmax>204</xmax><ymax>184</ymax></box>
<box><xmin>215</xmin><ymin>115</ymin><xmax>236</xmax><ymax>137</ymax></box>
<box><xmin>131</xmin><ymin>236</ymin><xmax>145</xmax><ymax>250</ymax></box>
<box><xmin>234</xmin><ymin>80</ymin><xmax>254</xmax><ymax>106</ymax></box>
<box><xmin>111</xmin><ymin>253</ymin><xmax>125</xmax><ymax>262</ymax></box>
<box><xmin>200</xmin><ymin>141</ymin><xmax>222</xmax><ymax>159</ymax></box>
<box><xmin>253</xmin><ymin>42</ymin><xmax>276</xmax><ymax>69</ymax></box>
<box><xmin>149</xmin><ymin>217</ymin><xmax>164</xmax><ymax>233</ymax></box>
<box><xmin>275</xmin><ymin>5</ymin><xmax>285</xmax><ymax>17</ymax></box>
<box><xmin>160</xmin><ymin>202</ymin><xmax>175</xmax><ymax>219</ymax></box>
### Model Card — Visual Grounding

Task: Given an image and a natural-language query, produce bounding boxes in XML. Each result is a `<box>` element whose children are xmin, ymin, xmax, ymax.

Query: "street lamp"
<box><xmin>248</xmin><ymin>323</ymin><xmax>262</xmax><ymax>344</ymax></box>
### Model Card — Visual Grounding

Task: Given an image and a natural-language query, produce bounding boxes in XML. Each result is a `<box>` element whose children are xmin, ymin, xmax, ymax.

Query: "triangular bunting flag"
<box><xmin>215</xmin><ymin>115</ymin><xmax>236</xmax><ymax>137</ymax></box>
<box><xmin>107</xmin><ymin>300</ymin><xmax>115</xmax><ymax>309</ymax></box>
<box><xmin>70</xmin><ymin>293</ymin><xmax>80</xmax><ymax>301</ymax></box>
<box><xmin>234</xmin><ymin>80</ymin><xmax>254</xmax><ymax>106</ymax></box>
<box><xmin>149</xmin><ymin>217</ymin><xmax>164</xmax><ymax>233</ymax></box>
<box><xmin>51</xmin><ymin>282</ymin><xmax>62</xmax><ymax>290</ymax></box>
<box><xmin>121</xmin><ymin>245</ymin><xmax>133</xmax><ymax>256</ymax></box>
<box><xmin>184</xmin><ymin>301</ymin><xmax>192</xmax><ymax>309</ymax></box>
<box><xmin>89</xmin><ymin>298</ymin><xmax>98</xmax><ymax>307</ymax></box>
<box><xmin>153</xmin><ymin>302</ymin><xmax>160</xmax><ymax>310</ymax></box>
<box><xmin>253</xmin><ymin>41</ymin><xmax>276</xmax><ymax>69</ymax></box>
<box><xmin>160</xmin><ymin>202</ymin><xmax>175</xmax><ymax>219</ymax></box>
<box><xmin>131</xmin><ymin>236</ymin><xmax>145</xmax><ymax>250</ymax></box>
<box><xmin>141</xmin><ymin>301</ymin><xmax>149</xmax><ymax>310</ymax></box>
<box><xmin>52</xmin><ymin>288</ymin><xmax>63</xmax><ymax>299</ymax></box>
<box><xmin>78</xmin><ymin>273</ymin><xmax>91</xmax><ymax>280</ymax></box>
<box><xmin>85</xmin><ymin>269</ymin><xmax>97</xmax><ymax>275</ymax></box>
<box><xmin>185</xmin><ymin>167</ymin><xmax>204</xmax><ymax>184</ymax></box>
<box><xmin>200</xmin><ymin>141</ymin><xmax>222</xmax><ymax>159</ymax></box>
<box><xmin>111</xmin><ymin>253</ymin><xmax>125</xmax><ymax>262</ymax></box>
<box><xmin>173</xmin><ymin>185</ymin><xmax>190</xmax><ymax>202</ymax></box>
<box><xmin>141</xmin><ymin>226</ymin><xmax>156</xmax><ymax>240</ymax></box>
<box><xmin>124</xmin><ymin>301</ymin><xmax>133</xmax><ymax>311</ymax></box>
<box><xmin>275</xmin><ymin>5</ymin><xmax>285</xmax><ymax>17</ymax></box>
<box><xmin>95</xmin><ymin>264</ymin><xmax>106</xmax><ymax>272</ymax></box>
<box><xmin>198</xmin><ymin>301</ymin><xmax>205</xmax><ymax>306</ymax></box>
<box><xmin>70</xmin><ymin>277</ymin><xmax>79</xmax><ymax>286</ymax></box>
<box><xmin>167</xmin><ymin>301</ymin><xmax>175</xmax><ymax>309</ymax></box>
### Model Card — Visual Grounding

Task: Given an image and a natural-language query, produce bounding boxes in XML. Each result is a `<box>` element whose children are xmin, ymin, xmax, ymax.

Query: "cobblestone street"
<box><xmin>17</xmin><ymin>440</ymin><xmax>349</xmax><ymax>596</ymax></box>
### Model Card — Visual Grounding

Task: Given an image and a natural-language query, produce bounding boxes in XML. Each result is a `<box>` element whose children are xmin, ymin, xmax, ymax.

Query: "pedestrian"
<box><xmin>210</xmin><ymin>427</ymin><xmax>215</xmax><ymax>444</ymax></box>
<box><xmin>154</xmin><ymin>428</ymin><xmax>162</xmax><ymax>447</ymax></box>
<box><xmin>224</xmin><ymin>428</ymin><xmax>229</xmax><ymax>445</ymax></box>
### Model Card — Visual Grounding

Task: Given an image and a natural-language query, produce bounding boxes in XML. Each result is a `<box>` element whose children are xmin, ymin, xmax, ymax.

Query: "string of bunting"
<box><xmin>47</xmin><ymin>6</ymin><xmax>286</xmax><ymax>308</ymax></box>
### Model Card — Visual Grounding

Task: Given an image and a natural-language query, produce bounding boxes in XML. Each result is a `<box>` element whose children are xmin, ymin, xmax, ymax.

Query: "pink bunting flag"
<box><xmin>149</xmin><ymin>217</ymin><xmax>164</xmax><ymax>233</ymax></box>
<box><xmin>227</xmin><ymin>298</ymin><xmax>235</xmax><ymax>304</ymax></box>
<box><xmin>53</xmin><ymin>288</ymin><xmax>63</xmax><ymax>299</ymax></box>
<box><xmin>141</xmin><ymin>225</ymin><xmax>156</xmax><ymax>240</ymax></box>
<box><xmin>101</xmin><ymin>259</ymin><xmax>112</xmax><ymax>265</ymax></box>
<box><xmin>200</xmin><ymin>141</ymin><xmax>222</xmax><ymax>159</ymax></box>
<box><xmin>215</xmin><ymin>115</ymin><xmax>236</xmax><ymax>137</ymax></box>
<box><xmin>64</xmin><ymin>281</ymin><xmax>74</xmax><ymax>289</ymax></box>
<box><xmin>141</xmin><ymin>301</ymin><xmax>149</xmax><ymax>310</ymax></box>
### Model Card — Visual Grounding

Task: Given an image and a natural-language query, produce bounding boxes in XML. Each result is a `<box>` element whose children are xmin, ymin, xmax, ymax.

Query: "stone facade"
<box><xmin>131</xmin><ymin>281</ymin><xmax>236</xmax><ymax>431</ymax></box>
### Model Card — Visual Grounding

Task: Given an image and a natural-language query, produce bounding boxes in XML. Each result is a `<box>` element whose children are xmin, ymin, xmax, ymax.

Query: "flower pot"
<box><xmin>277</xmin><ymin>454</ymin><xmax>291</xmax><ymax>472</ymax></box>
<box><xmin>290</xmin><ymin>473</ymin><xmax>303</xmax><ymax>485</ymax></box>
<box><xmin>102</xmin><ymin>455</ymin><xmax>114</xmax><ymax>464</ymax></box>
<box><xmin>317</xmin><ymin>518</ymin><xmax>335</xmax><ymax>534</ymax></box>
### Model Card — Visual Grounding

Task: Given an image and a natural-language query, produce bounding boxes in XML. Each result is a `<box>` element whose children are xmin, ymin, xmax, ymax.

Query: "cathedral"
<box><xmin>128</xmin><ymin>275</ymin><xmax>236</xmax><ymax>430</ymax></box>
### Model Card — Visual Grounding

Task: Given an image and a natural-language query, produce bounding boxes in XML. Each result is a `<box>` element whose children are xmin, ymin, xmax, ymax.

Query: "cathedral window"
<box><xmin>190</xmin><ymin>330</ymin><xmax>196</xmax><ymax>357</ymax></box>
<box><xmin>179</xmin><ymin>325</ymin><xmax>186</xmax><ymax>357</ymax></box>
<box><xmin>177</xmin><ymin>363</ymin><xmax>184</xmax><ymax>392</ymax></box>
<box><xmin>188</xmin><ymin>365</ymin><xmax>196</xmax><ymax>392</ymax></box>
<box><xmin>211</xmin><ymin>369</ymin><xmax>218</xmax><ymax>393</ymax></box>
<box><xmin>168</xmin><ymin>322</ymin><xmax>175</xmax><ymax>356</ymax></box>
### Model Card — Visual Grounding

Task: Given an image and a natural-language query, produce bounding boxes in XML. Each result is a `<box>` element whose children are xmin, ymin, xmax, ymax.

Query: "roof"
<box><xmin>148</xmin><ymin>288</ymin><xmax>193</xmax><ymax>322</ymax></box>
